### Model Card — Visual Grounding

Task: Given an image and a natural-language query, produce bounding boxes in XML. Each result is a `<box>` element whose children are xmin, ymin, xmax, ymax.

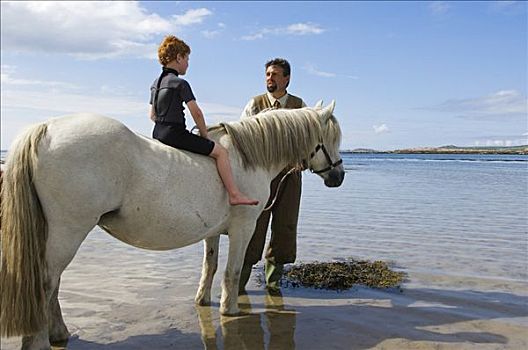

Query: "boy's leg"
<box><xmin>157</xmin><ymin>128</ymin><xmax>258</xmax><ymax>206</ymax></box>
<box><xmin>209</xmin><ymin>143</ymin><xmax>258</xmax><ymax>206</ymax></box>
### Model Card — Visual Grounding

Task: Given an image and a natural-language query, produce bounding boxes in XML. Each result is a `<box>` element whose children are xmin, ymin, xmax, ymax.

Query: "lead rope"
<box><xmin>263</xmin><ymin>167</ymin><xmax>299</xmax><ymax>211</ymax></box>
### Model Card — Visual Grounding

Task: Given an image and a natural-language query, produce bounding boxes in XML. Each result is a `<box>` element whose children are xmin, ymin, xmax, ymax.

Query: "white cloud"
<box><xmin>2</xmin><ymin>89</ymin><xmax>146</xmax><ymax>117</ymax></box>
<box><xmin>241</xmin><ymin>22</ymin><xmax>325</xmax><ymax>41</ymax></box>
<box><xmin>172</xmin><ymin>8</ymin><xmax>212</xmax><ymax>26</ymax></box>
<box><xmin>304</xmin><ymin>64</ymin><xmax>336</xmax><ymax>78</ymax></box>
<box><xmin>1</xmin><ymin>82</ymin><xmax>149</xmax><ymax>149</ymax></box>
<box><xmin>286</xmin><ymin>23</ymin><xmax>325</xmax><ymax>35</ymax></box>
<box><xmin>241</xmin><ymin>32</ymin><xmax>266</xmax><ymax>41</ymax></box>
<box><xmin>473</xmin><ymin>134</ymin><xmax>528</xmax><ymax>147</ymax></box>
<box><xmin>202</xmin><ymin>30</ymin><xmax>221</xmax><ymax>39</ymax></box>
<box><xmin>303</xmin><ymin>63</ymin><xmax>359</xmax><ymax>79</ymax></box>
<box><xmin>201</xmin><ymin>22</ymin><xmax>226</xmax><ymax>39</ymax></box>
<box><xmin>199</xmin><ymin>102</ymin><xmax>243</xmax><ymax>124</ymax></box>
<box><xmin>1</xmin><ymin>65</ymin><xmax>78</xmax><ymax>90</ymax></box>
<box><xmin>427</xmin><ymin>90</ymin><xmax>527</xmax><ymax>119</ymax></box>
<box><xmin>373</xmin><ymin>124</ymin><xmax>390</xmax><ymax>134</ymax></box>
<box><xmin>0</xmin><ymin>2</ymin><xmax>213</xmax><ymax>60</ymax></box>
<box><xmin>479</xmin><ymin>139</ymin><xmax>518</xmax><ymax>147</ymax></box>
<box><xmin>429</xmin><ymin>1</ymin><xmax>451</xmax><ymax>15</ymax></box>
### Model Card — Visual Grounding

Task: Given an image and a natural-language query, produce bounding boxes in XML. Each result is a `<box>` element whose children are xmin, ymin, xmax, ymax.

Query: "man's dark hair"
<box><xmin>265</xmin><ymin>58</ymin><xmax>291</xmax><ymax>76</ymax></box>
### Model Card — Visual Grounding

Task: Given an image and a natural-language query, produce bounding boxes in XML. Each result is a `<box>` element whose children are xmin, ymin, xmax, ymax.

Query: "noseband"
<box><xmin>307</xmin><ymin>144</ymin><xmax>343</xmax><ymax>174</ymax></box>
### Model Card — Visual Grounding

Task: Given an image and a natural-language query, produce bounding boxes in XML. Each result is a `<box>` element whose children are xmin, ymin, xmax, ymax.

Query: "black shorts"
<box><xmin>153</xmin><ymin>123</ymin><xmax>215</xmax><ymax>156</ymax></box>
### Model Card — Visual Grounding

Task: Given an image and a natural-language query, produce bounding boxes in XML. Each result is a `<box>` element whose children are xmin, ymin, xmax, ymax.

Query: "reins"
<box><xmin>263</xmin><ymin>167</ymin><xmax>298</xmax><ymax>211</ymax></box>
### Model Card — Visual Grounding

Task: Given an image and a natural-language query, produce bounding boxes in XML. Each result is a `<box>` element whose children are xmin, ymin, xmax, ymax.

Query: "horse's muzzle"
<box><xmin>324</xmin><ymin>168</ymin><xmax>345</xmax><ymax>187</ymax></box>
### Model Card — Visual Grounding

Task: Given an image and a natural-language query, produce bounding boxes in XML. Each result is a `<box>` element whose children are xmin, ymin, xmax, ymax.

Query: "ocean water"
<box><xmin>298</xmin><ymin>153</ymin><xmax>528</xmax><ymax>292</ymax></box>
<box><xmin>1</xmin><ymin>151</ymin><xmax>527</xmax><ymax>292</ymax></box>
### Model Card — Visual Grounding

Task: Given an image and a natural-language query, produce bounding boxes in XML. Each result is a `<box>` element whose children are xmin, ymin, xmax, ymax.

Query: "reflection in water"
<box><xmin>196</xmin><ymin>293</ymin><xmax>297</xmax><ymax>350</ymax></box>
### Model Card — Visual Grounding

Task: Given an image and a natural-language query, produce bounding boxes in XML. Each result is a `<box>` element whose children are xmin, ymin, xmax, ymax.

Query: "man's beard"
<box><xmin>266</xmin><ymin>83</ymin><xmax>277</xmax><ymax>93</ymax></box>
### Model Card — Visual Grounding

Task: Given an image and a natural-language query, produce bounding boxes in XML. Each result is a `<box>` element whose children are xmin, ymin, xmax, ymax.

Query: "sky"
<box><xmin>1</xmin><ymin>1</ymin><xmax>527</xmax><ymax>151</ymax></box>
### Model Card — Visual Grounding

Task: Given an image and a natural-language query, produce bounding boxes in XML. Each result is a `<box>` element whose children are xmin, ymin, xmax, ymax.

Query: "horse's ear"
<box><xmin>321</xmin><ymin>100</ymin><xmax>336</xmax><ymax>122</ymax></box>
<box><xmin>314</xmin><ymin>100</ymin><xmax>324</xmax><ymax>109</ymax></box>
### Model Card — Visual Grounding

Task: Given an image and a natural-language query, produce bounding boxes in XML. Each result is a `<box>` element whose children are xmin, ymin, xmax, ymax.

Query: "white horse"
<box><xmin>0</xmin><ymin>101</ymin><xmax>344</xmax><ymax>350</ymax></box>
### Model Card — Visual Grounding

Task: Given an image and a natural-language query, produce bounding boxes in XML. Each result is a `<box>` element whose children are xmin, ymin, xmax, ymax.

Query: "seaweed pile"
<box><xmin>283</xmin><ymin>259</ymin><xmax>406</xmax><ymax>291</ymax></box>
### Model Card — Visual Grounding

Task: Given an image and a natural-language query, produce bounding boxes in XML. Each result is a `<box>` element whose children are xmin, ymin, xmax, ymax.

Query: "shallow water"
<box><xmin>298</xmin><ymin>153</ymin><xmax>528</xmax><ymax>292</ymax></box>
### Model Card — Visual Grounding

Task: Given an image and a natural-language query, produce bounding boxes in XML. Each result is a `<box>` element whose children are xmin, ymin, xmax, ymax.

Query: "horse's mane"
<box><xmin>209</xmin><ymin>107</ymin><xmax>341</xmax><ymax>170</ymax></box>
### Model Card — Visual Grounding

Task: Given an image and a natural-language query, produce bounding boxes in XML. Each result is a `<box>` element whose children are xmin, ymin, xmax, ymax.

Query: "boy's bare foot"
<box><xmin>229</xmin><ymin>193</ymin><xmax>259</xmax><ymax>206</ymax></box>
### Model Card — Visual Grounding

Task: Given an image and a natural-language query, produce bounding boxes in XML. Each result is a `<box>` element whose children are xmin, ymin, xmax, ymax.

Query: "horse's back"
<box><xmin>33</xmin><ymin>114</ymin><xmax>139</xmax><ymax>222</ymax></box>
<box><xmin>44</xmin><ymin>113</ymin><xmax>138</xmax><ymax>151</ymax></box>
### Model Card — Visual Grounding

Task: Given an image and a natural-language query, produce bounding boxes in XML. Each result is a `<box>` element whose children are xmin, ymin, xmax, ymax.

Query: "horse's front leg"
<box><xmin>220</xmin><ymin>220</ymin><xmax>255</xmax><ymax>316</ymax></box>
<box><xmin>195</xmin><ymin>235</ymin><xmax>220</xmax><ymax>306</ymax></box>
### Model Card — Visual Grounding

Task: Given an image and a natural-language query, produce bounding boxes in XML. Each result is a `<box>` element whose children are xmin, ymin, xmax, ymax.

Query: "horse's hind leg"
<box><xmin>22</xmin><ymin>222</ymin><xmax>94</xmax><ymax>350</ymax></box>
<box><xmin>195</xmin><ymin>235</ymin><xmax>220</xmax><ymax>306</ymax></box>
<box><xmin>48</xmin><ymin>278</ymin><xmax>69</xmax><ymax>345</ymax></box>
<box><xmin>22</xmin><ymin>277</ymin><xmax>63</xmax><ymax>350</ymax></box>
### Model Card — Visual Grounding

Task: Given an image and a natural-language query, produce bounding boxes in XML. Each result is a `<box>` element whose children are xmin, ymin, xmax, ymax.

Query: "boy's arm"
<box><xmin>186</xmin><ymin>100</ymin><xmax>208</xmax><ymax>138</ymax></box>
<box><xmin>149</xmin><ymin>105</ymin><xmax>156</xmax><ymax>122</ymax></box>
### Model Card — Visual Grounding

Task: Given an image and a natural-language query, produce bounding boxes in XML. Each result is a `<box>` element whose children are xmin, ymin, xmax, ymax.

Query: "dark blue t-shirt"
<box><xmin>150</xmin><ymin>67</ymin><xmax>195</xmax><ymax>128</ymax></box>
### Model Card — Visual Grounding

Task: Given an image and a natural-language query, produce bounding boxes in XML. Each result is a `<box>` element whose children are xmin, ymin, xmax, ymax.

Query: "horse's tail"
<box><xmin>1</xmin><ymin>123</ymin><xmax>49</xmax><ymax>337</ymax></box>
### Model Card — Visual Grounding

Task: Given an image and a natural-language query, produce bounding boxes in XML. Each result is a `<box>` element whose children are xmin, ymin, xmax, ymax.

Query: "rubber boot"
<box><xmin>265</xmin><ymin>259</ymin><xmax>284</xmax><ymax>295</ymax></box>
<box><xmin>238</xmin><ymin>263</ymin><xmax>253</xmax><ymax>295</ymax></box>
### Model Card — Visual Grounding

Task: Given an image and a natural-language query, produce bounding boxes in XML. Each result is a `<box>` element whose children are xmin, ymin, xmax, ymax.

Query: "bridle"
<box><xmin>264</xmin><ymin>143</ymin><xmax>342</xmax><ymax>211</ymax></box>
<box><xmin>306</xmin><ymin>143</ymin><xmax>343</xmax><ymax>174</ymax></box>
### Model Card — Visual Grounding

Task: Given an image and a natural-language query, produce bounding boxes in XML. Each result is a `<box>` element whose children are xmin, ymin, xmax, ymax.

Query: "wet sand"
<box><xmin>1</xmin><ymin>228</ymin><xmax>527</xmax><ymax>350</ymax></box>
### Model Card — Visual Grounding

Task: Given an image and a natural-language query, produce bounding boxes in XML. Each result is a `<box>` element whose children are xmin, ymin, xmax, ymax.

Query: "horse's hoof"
<box><xmin>49</xmin><ymin>325</ymin><xmax>70</xmax><ymax>346</ymax></box>
<box><xmin>220</xmin><ymin>307</ymin><xmax>240</xmax><ymax>316</ymax></box>
<box><xmin>195</xmin><ymin>297</ymin><xmax>211</xmax><ymax>306</ymax></box>
<box><xmin>50</xmin><ymin>336</ymin><xmax>69</xmax><ymax>347</ymax></box>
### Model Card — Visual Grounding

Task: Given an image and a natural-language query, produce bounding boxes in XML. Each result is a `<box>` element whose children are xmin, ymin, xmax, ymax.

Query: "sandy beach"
<box><xmin>1</xmin><ymin>228</ymin><xmax>527</xmax><ymax>350</ymax></box>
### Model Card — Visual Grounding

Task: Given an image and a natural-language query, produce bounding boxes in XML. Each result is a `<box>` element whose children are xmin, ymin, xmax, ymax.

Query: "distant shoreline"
<box><xmin>2</xmin><ymin>145</ymin><xmax>528</xmax><ymax>157</ymax></box>
<box><xmin>342</xmin><ymin>145</ymin><xmax>528</xmax><ymax>155</ymax></box>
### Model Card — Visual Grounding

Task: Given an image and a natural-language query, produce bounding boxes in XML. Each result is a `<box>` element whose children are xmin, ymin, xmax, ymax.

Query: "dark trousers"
<box><xmin>244</xmin><ymin>168</ymin><xmax>302</xmax><ymax>265</ymax></box>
